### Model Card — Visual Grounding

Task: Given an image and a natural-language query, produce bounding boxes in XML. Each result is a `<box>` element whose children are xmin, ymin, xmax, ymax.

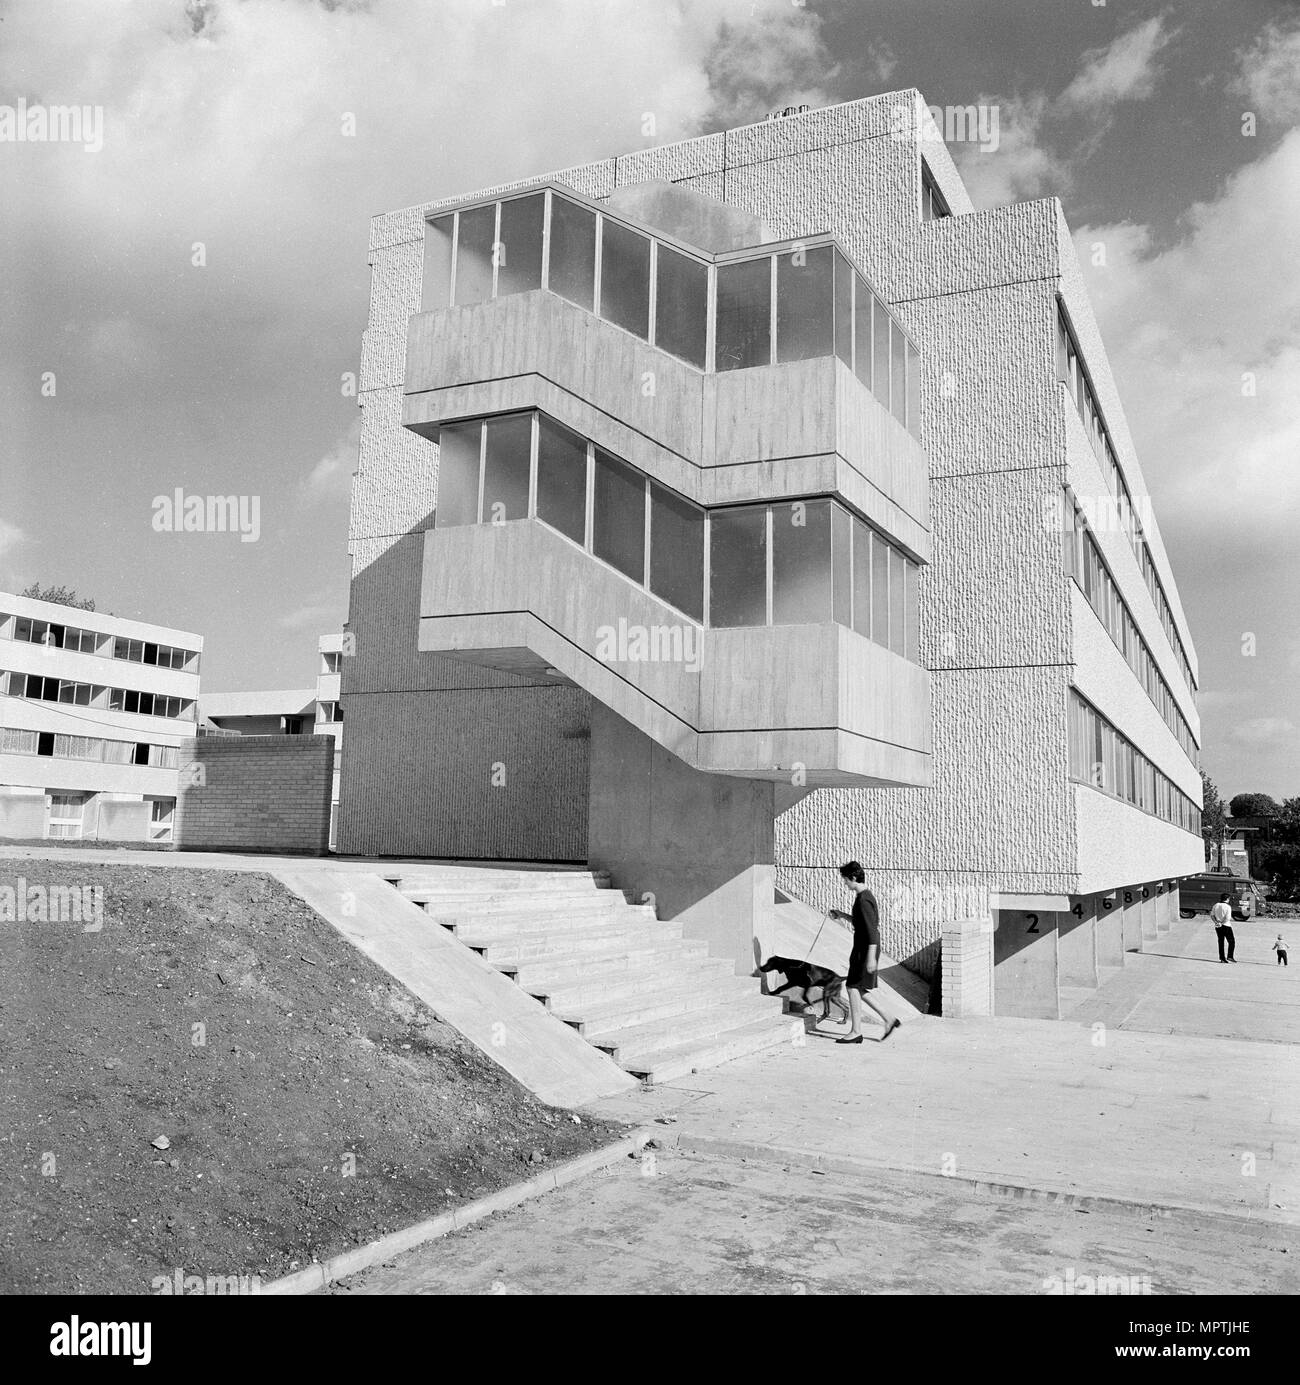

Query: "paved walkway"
<box><xmin>1066</xmin><ymin>914</ymin><xmax>1300</xmax><ymax>1045</ymax></box>
<box><xmin>334</xmin><ymin>1148</ymin><xmax>1297</xmax><ymax>1295</ymax></box>
<box><xmin>587</xmin><ymin>959</ymin><xmax>1300</xmax><ymax>1225</ymax></box>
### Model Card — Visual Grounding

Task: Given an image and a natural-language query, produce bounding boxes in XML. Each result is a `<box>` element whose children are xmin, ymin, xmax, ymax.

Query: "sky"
<box><xmin>1</xmin><ymin>0</ymin><xmax>1297</xmax><ymax>801</ymax></box>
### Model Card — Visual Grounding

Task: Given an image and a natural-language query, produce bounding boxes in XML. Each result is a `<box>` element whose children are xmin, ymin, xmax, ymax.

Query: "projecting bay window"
<box><xmin>431</xmin><ymin>408</ymin><xmax>921</xmax><ymax>653</ymax></box>
<box><xmin>420</xmin><ymin>189</ymin><xmax>923</xmax><ymax>439</ymax></box>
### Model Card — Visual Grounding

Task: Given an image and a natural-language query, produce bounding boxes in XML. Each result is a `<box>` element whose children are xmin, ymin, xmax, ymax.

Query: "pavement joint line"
<box><xmin>260</xmin><ymin>1126</ymin><xmax>655</xmax><ymax>1295</ymax></box>
<box><xmin>667</xmin><ymin>1132</ymin><xmax>1298</xmax><ymax>1228</ymax></box>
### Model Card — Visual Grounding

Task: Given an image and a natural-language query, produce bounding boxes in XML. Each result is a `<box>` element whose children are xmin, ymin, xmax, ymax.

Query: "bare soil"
<box><xmin>0</xmin><ymin>862</ymin><xmax>624</xmax><ymax>1294</ymax></box>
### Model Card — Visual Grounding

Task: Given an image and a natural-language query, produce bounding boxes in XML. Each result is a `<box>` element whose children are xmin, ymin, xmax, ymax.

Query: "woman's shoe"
<box><xmin>835</xmin><ymin>1034</ymin><xmax>865</xmax><ymax>1045</ymax></box>
<box><xmin>881</xmin><ymin>1018</ymin><xmax>901</xmax><ymax>1042</ymax></box>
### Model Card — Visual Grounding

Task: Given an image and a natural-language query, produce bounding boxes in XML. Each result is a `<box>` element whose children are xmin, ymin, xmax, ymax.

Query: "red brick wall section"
<box><xmin>176</xmin><ymin>735</ymin><xmax>334</xmax><ymax>855</ymax></box>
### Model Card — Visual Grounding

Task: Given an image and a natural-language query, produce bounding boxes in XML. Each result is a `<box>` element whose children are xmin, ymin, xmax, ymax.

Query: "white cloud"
<box><xmin>1230</xmin><ymin>17</ymin><xmax>1300</xmax><ymax>125</ymax></box>
<box><xmin>1231</xmin><ymin>717</ymin><xmax>1297</xmax><ymax>747</ymax></box>
<box><xmin>0</xmin><ymin>520</ymin><xmax>25</xmax><ymax>557</ymax></box>
<box><xmin>1074</xmin><ymin>128</ymin><xmax>1300</xmax><ymax>539</ymax></box>
<box><xmin>1059</xmin><ymin>15</ymin><xmax>1175</xmax><ymax>112</ymax></box>
<box><xmin>956</xmin><ymin>16</ymin><xmax>1175</xmax><ymax>209</ymax></box>
<box><xmin>278</xmin><ymin>601</ymin><xmax>341</xmax><ymax>632</ymax></box>
<box><xmin>303</xmin><ymin>419</ymin><xmax>361</xmax><ymax>502</ymax></box>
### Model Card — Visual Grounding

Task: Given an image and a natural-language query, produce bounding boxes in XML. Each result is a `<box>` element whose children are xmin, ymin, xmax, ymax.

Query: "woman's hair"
<box><xmin>839</xmin><ymin>861</ymin><xmax>866</xmax><ymax>884</ymax></box>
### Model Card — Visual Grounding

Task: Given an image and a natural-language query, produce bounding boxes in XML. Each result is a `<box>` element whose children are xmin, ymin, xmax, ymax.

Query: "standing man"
<box><xmin>1211</xmin><ymin>892</ymin><xmax>1237</xmax><ymax>963</ymax></box>
<box><xmin>831</xmin><ymin>861</ymin><xmax>901</xmax><ymax>1044</ymax></box>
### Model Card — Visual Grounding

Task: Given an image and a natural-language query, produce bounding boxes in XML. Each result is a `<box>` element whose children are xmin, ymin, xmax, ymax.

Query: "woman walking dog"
<box><xmin>830</xmin><ymin>861</ymin><xmax>901</xmax><ymax>1044</ymax></box>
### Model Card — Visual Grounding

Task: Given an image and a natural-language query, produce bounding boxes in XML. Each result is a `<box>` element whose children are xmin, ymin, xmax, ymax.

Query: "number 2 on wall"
<box><xmin>1026</xmin><ymin>913</ymin><xmax>1039</xmax><ymax>933</ymax></box>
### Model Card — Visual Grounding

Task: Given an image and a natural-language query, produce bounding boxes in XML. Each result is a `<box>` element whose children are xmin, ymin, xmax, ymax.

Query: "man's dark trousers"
<box><xmin>1216</xmin><ymin>924</ymin><xmax>1236</xmax><ymax>961</ymax></box>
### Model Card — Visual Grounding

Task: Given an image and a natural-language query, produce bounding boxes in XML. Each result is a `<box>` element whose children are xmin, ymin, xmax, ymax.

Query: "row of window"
<box><xmin>0</xmin><ymin>725</ymin><xmax>181</xmax><ymax>768</ymax></box>
<box><xmin>1</xmin><ymin>613</ymin><xmax>199</xmax><ymax>671</ymax></box>
<box><xmin>1068</xmin><ymin>692</ymin><xmax>1201</xmax><ymax>835</ymax></box>
<box><xmin>423</xmin><ymin>188</ymin><xmax>924</xmax><ymax>438</ymax></box>
<box><xmin>0</xmin><ymin>670</ymin><xmax>195</xmax><ymax>720</ymax></box>
<box><xmin>434</xmin><ymin>409</ymin><xmax>921</xmax><ymax>656</ymax></box>
<box><xmin>1054</xmin><ymin>306</ymin><xmax>1195</xmax><ymax>694</ymax></box>
<box><xmin>1061</xmin><ymin>494</ymin><xmax>1199</xmax><ymax>765</ymax></box>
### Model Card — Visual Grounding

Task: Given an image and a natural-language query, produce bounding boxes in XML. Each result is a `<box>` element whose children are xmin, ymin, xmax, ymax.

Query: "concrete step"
<box><xmin>413</xmin><ymin>900</ymin><xmax>643</xmax><ymax>927</ymax></box>
<box><xmin>505</xmin><ymin>938</ymin><xmax>712</xmax><ymax>990</ymax></box>
<box><xmin>621</xmin><ymin>1014</ymin><xmax>803</xmax><ymax>1083</ymax></box>
<box><xmin>390</xmin><ymin>870</ymin><xmax>611</xmax><ymax>892</ymax></box>
<box><xmin>561</xmin><ymin>978</ymin><xmax>767</xmax><ymax>1036</ymax></box>
<box><xmin>529</xmin><ymin>956</ymin><xmax>737</xmax><ymax>1010</ymax></box>
<box><xmin>445</xmin><ymin>908</ymin><xmax>662</xmax><ymax>946</ymax></box>
<box><xmin>593</xmin><ymin>995</ymin><xmax>784</xmax><ymax>1063</ymax></box>
<box><xmin>399</xmin><ymin>886</ymin><xmax>627</xmax><ymax>909</ymax></box>
<box><xmin>470</xmin><ymin>922</ymin><xmax>686</xmax><ymax>965</ymax></box>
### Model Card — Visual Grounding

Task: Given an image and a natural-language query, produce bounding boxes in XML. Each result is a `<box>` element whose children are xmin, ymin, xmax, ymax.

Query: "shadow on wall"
<box><xmin>338</xmin><ymin>509</ymin><xmax>594</xmax><ymax>862</ymax></box>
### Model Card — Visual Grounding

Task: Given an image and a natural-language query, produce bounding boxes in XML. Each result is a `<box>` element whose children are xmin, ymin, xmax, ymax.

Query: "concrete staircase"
<box><xmin>388</xmin><ymin>865</ymin><xmax>798</xmax><ymax>1083</ymax></box>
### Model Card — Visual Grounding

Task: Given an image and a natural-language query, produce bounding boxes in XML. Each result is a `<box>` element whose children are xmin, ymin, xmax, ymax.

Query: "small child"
<box><xmin>1273</xmin><ymin>935</ymin><xmax>1288</xmax><ymax>967</ymax></box>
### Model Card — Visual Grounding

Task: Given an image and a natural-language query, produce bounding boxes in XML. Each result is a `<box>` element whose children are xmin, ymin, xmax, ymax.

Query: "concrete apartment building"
<box><xmin>342</xmin><ymin>91</ymin><xmax>1203</xmax><ymax>1018</ymax></box>
<box><xmin>0</xmin><ymin>591</ymin><xmax>201</xmax><ymax>843</ymax></box>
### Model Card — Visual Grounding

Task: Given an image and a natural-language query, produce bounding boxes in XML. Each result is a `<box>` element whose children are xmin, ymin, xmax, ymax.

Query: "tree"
<box><xmin>1229</xmin><ymin>792</ymin><xmax>1279</xmax><ymax>819</ymax></box>
<box><xmin>1274</xmin><ymin>797</ymin><xmax>1300</xmax><ymax>849</ymax></box>
<box><xmin>1201</xmin><ymin>772</ymin><xmax>1227</xmax><ymax>859</ymax></box>
<box><xmin>1253</xmin><ymin>844</ymin><xmax>1300</xmax><ymax>900</ymax></box>
<box><xmin>19</xmin><ymin>583</ymin><xmax>96</xmax><ymax>612</ymax></box>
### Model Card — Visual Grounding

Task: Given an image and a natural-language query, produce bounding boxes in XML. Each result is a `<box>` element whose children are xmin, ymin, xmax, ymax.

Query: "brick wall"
<box><xmin>941</xmin><ymin>915</ymin><xmax>995</xmax><ymax>1017</ymax></box>
<box><xmin>176</xmin><ymin>735</ymin><xmax>334</xmax><ymax>855</ymax></box>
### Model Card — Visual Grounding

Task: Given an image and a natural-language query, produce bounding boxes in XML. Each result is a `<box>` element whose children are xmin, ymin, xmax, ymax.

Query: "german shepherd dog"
<box><xmin>759</xmin><ymin>956</ymin><xmax>850</xmax><ymax>1024</ymax></box>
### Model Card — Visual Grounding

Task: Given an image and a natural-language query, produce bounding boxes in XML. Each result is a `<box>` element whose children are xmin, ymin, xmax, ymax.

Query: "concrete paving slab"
<box><xmin>587</xmin><ymin>1011</ymin><xmax>1300</xmax><ymax>1224</ymax></box>
<box><xmin>332</xmin><ymin>1147</ymin><xmax>1299</xmax><ymax>1295</ymax></box>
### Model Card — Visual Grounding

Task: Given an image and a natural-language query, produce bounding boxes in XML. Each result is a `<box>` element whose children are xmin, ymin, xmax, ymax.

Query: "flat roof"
<box><xmin>200</xmin><ymin>689</ymin><xmax>317</xmax><ymax>719</ymax></box>
<box><xmin>0</xmin><ymin>590</ymin><xmax>203</xmax><ymax>648</ymax></box>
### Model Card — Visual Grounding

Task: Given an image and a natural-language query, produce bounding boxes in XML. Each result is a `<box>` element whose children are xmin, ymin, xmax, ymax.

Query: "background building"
<box><xmin>341</xmin><ymin>91</ymin><xmax>1203</xmax><ymax>1015</ymax></box>
<box><xmin>0</xmin><ymin>591</ymin><xmax>201</xmax><ymax>843</ymax></box>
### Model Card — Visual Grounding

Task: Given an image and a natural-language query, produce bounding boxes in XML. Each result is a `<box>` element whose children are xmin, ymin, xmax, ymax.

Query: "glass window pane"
<box><xmin>889</xmin><ymin>547</ymin><xmax>907</xmax><ymax>654</ymax></box>
<box><xmin>853</xmin><ymin>275</ymin><xmax>872</xmax><ymax>392</ymax></box>
<box><xmin>776</xmin><ymin>244</ymin><xmax>833</xmax><ymax>364</ymax></box>
<box><xmin>872</xmin><ymin>297</ymin><xmax>891</xmax><ymax>412</ymax></box>
<box><xmin>536</xmin><ymin>414</ymin><xmax>587</xmax><ymax>545</ymax></box>
<box><xmin>890</xmin><ymin>321</ymin><xmax>908</xmax><ymax>427</ymax></box>
<box><xmin>497</xmin><ymin>194</ymin><xmax>544</xmax><ymax>297</ymax></box>
<box><xmin>709</xmin><ymin>507</ymin><xmax>768</xmax><ymax>628</ymax></box>
<box><xmin>831</xmin><ymin>503</ymin><xmax>851</xmax><ymax>627</ymax></box>
<box><xmin>833</xmin><ymin>251</ymin><xmax>853</xmax><ymax>370</ymax></box>
<box><xmin>871</xmin><ymin>532</ymin><xmax>890</xmax><ymax>644</ymax></box>
<box><xmin>649</xmin><ymin>483</ymin><xmax>705</xmax><ymax>621</ymax></box>
<box><xmin>547</xmin><ymin>195</ymin><xmax>596</xmax><ymax>310</ymax></box>
<box><xmin>906</xmin><ymin>340</ymin><xmax>922</xmax><ymax>437</ymax></box>
<box><xmin>435</xmin><ymin>420</ymin><xmax>482</xmax><ymax>528</ymax></box>
<box><xmin>904</xmin><ymin>559</ymin><xmax>920</xmax><ymax>660</ymax></box>
<box><xmin>481</xmin><ymin>413</ymin><xmax>532</xmax><ymax>523</ymax></box>
<box><xmin>852</xmin><ymin>520</ymin><xmax>872</xmax><ymax>639</ymax></box>
<box><xmin>599</xmin><ymin>218</ymin><xmax>650</xmax><ymax>341</ymax></box>
<box><xmin>654</xmin><ymin>244</ymin><xmax>707</xmax><ymax>368</ymax></box>
<box><xmin>453</xmin><ymin>203</ymin><xmax>496</xmax><ymax>306</ymax></box>
<box><xmin>592</xmin><ymin>448</ymin><xmax>646</xmax><ymax>583</ymax></box>
<box><xmin>714</xmin><ymin>258</ymin><xmax>771</xmax><ymax>371</ymax></box>
<box><xmin>772</xmin><ymin>499</ymin><xmax>832</xmax><ymax>625</ymax></box>
<box><xmin>423</xmin><ymin>214</ymin><xmax>454</xmax><ymax>310</ymax></box>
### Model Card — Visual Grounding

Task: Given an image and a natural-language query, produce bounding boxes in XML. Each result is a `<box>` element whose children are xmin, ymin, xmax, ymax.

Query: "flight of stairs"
<box><xmin>387</xmin><ymin>865</ymin><xmax>799</xmax><ymax>1083</ymax></box>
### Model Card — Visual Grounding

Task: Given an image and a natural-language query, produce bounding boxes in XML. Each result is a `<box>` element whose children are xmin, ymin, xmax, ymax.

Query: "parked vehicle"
<box><xmin>1178</xmin><ymin>871</ymin><xmax>1260</xmax><ymax>922</ymax></box>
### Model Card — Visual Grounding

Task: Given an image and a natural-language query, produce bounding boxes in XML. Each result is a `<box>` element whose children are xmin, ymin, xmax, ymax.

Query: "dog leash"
<box><xmin>803</xmin><ymin>911</ymin><xmax>832</xmax><ymax>963</ymax></box>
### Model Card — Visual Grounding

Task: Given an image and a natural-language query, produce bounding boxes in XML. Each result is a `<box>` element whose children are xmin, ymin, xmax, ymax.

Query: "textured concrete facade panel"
<box><xmin>923</xmin><ymin>469</ymin><xmax>1070</xmax><ymax>673</ymax></box>
<box><xmin>1075</xmin><ymin>786</ymin><xmax>1204</xmax><ymax>896</ymax></box>
<box><xmin>361</xmin><ymin>241</ymin><xmax>423</xmax><ymax>392</ymax></box>
<box><xmin>349</xmin><ymin>387</ymin><xmax>436</xmax><ymax>552</ymax></box>
<box><xmin>614</xmin><ymin>133</ymin><xmax>726</xmax><ymax>185</ymax></box>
